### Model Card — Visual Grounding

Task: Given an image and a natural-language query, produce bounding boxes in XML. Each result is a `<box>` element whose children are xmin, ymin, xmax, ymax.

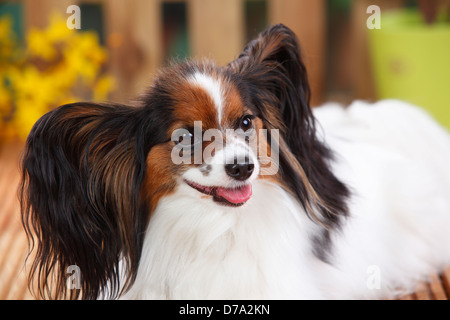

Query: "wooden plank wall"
<box><xmin>19</xmin><ymin>0</ymin><xmax>450</xmax><ymax>106</ymax></box>
<box><xmin>103</xmin><ymin>0</ymin><xmax>162</xmax><ymax>103</ymax></box>
<box><xmin>19</xmin><ymin>0</ymin><xmax>162</xmax><ymax>104</ymax></box>
<box><xmin>189</xmin><ymin>0</ymin><xmax>244</xmax><ymax>66</ymax></box>
<box><xmin>268</xmin><ymin>0</ymin><xmax>326</xmax><ymax>107</ymax></box>
<box><xmin>17</xmin><ymin>0</ymin><xmax>327</xmax><ymax>105</ymax></box>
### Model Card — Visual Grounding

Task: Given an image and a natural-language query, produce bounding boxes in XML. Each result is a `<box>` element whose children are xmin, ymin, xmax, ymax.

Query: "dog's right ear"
<box><xmin>227</xmin><ymin>23</ymin><xmax>311</xmax><ymax>135</ymax></box>
<box><xmin>20</xmin><ymin>102</ymin><xmax>152</xmax><ymax>299</ymax></box>
<box><xmin>228</xmin><ymin>24</ymin><xmax>350</xmax><ymax>242</ymax></box>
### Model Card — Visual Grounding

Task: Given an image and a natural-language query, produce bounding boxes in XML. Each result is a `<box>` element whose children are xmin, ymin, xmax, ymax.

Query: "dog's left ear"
<box><xmin>229</xmin><ymin>24</ymin><xmax>349</xmax><ymax>235</ymax></box>
<box><xmin>19</xmin><ymin>102</ymin><xmax>155</xmax><ymax>299</ymax></box>
<box><xmin>228</xmin><ymin>23</ymin><xmax>311</xmax><ymax>146</ymax></box>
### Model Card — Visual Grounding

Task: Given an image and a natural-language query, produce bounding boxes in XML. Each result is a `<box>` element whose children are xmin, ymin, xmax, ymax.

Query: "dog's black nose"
<box><xmin>225</xmin><ymin>162</ymin><xmax>254</xmax><ymax>181</ymax></box>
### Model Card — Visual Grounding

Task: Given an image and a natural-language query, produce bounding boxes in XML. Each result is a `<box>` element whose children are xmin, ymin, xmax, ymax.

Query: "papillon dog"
<box><xmin>20</xmin><ymin>24</ymin><xmax>450</xmax><ymax>300</ymax></box>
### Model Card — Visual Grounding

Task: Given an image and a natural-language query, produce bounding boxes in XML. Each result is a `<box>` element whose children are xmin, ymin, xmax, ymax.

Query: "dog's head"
<box><xmin>20</xmin><ymin>24</ymin><xmax>348</xmax><ymax>299</ymax></box>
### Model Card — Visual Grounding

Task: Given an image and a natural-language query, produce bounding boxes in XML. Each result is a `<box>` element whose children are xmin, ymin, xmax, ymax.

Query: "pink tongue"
<box><xmin>215</xmin><ymin>184</ymin><xmax>252</xmax><ymax>204</ymax></box>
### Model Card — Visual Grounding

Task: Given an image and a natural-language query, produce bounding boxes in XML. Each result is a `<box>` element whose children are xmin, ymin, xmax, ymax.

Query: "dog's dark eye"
<box><xmin>240</xmin><ymin>115</ymin><xmax>254</xmax><ymax>132</ymax></box>
<box><xmin>174</xmin><ymin>129</ymin><xmax>201</xmax><ymax>146</ymax></box>
<box><xmin>178</xmin><ymin>132</ymin><xmax>194</xmax><ymax>145</ymax></box>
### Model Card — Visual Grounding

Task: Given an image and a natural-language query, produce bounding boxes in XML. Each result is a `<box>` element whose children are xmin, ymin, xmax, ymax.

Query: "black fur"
<box><xmin>20</xmin><ymin>100</ymin><xmax>171</xmax><ymax>299</ymax></box>
<box><xmin>229</xmin><ymin>24</ymin><xmax>350</xmax><ymax>228</ymax></box>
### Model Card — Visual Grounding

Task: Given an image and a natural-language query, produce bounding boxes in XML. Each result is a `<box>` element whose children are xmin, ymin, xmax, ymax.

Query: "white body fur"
<box><xmin>123</xmin><ymin>99</ymin><xmax>450</xmax><ymax>299</ymax></box>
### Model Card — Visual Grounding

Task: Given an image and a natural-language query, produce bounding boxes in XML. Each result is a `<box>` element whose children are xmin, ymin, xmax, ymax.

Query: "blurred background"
<box><xmin>1</xmin><ymin>0</ymin><xmax>450</xmax><ymax>143</ymax></box>
<box><xmin>0</xmin><ymin>0</ymin><xmax>450</xmax><ymax>299</ymax></box>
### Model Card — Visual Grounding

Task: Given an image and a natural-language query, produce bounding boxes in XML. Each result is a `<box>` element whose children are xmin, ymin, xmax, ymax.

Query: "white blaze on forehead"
<box><xmin>189</xmin><ymin>72</ymin><xmax>225</xmax><ymax>123</ymax></box>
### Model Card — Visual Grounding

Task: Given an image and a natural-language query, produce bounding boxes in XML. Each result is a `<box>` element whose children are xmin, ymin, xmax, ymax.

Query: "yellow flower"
<box><xmin>63</xmin><ymin>31</ymin><xmax>107</xmax><ymax>84</ymax></box>
<box><xmin>77</xmin><ymin>31</ymin><xmax>107</xmax><ymax>64</ymax></box>
<box><xmin>0</xmin><ymin>16</ymin><xmax>19</xmax><ymax>63</ymax></box>
<box><xmin>13</xmin><ymin>97</ymin><xmax>47</xmax><ymax>139</ymax></box>
<box><xmin>0</xmin><ymin>14</ymin><xmax>115</xmax><ymax>142</ymax></box>
<box><xmin>51</xmin><ymin>61</ymin><xmax>78</xmax><ymax>89</ymax></box>
<box><xmin>63</xmin><ymin>46</ymin><xmax>96</xmax><ymax>84</ymax></box>
<box><xmin>27</xmin><ymin>28</ymin><xmax>57</xmax><ymax>61</ymax></box>
<box><xmin>94</xmin><ymin>76</ymin><xmax>116</xmax><ymax>101</ymax></box>
<box><xmin>0</xmin><ymin>85</ymin><xmax>12</xmax><ymax>116</ymax></box>
<box><xmin>12</xmin><ymin>66</ymin><xmax>54</xmax><ymax>105</ymax></box>
<box><xmin>0</xmin><ymin>16</ymin><xmax>12</xmax><ymax>40</ymax></box>
<box><xmin>46</xmin><ymin>13</ymin><xmax>72</xmax><ymax>43</ymax></box>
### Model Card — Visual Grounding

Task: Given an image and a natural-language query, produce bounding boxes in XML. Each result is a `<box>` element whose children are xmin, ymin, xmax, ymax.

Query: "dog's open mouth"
<box><xmin>185</xmin><ymin>180</ymin><xmax>252</xmax><ymax>207</ymax></box>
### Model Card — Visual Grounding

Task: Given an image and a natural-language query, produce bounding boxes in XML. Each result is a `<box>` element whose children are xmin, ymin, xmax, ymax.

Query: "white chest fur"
<box><xmin>124</xmin><ymin>181</ymin><xmax>322</xmax><ymax>299</ymax></box>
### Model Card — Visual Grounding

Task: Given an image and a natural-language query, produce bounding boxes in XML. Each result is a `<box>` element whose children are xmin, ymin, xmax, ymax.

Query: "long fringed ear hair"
<box><xmin>19</xmin><ymin>102</ymin><xmax>167</xmax><ymax>299</ymax></box>
<box><xmin>19</xmin><ymin>24</ymin><xmax>350</xmax><ymax>300</ymax></box>
<box><xmin>228</xmin><ymin>24</ymin><xmax>349</xmax><ymax>249</ymax></box>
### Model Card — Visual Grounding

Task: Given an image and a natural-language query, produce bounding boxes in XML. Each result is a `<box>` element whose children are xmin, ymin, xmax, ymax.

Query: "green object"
<box><xmin>163</xmin><ymin>2</ymin><xmax>190</xmax><ymax>62</ymax></box>
<box><xmin>80</xmin><ymin>4</ymin><xmax>105</xmax><ymax>45</ymax></box>
<box><xmin>368</xmin><ymin>9</ymin><xmax>450</xmax><ymax>129</ymax></box>
<box><xmin>0</xmin><ymin>2</ymin><xmax>23</xmax><ymax>41</ymax></box>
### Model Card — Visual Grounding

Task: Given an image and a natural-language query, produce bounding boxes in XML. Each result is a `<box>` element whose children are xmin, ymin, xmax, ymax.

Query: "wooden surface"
<box><xmin>17</xmin><ymin>0</ymin><xmax>329</xmax><ymax>106</ymax></box>
<box><xmin>0</xmin><ymin>142</ymin><xmax>34</xmax><ymax>300</ymax></box>
<box><xmin>268</xmin><ymin>0</ymin><xmax>326</xmax><ymax>107</ymax></box>
<box><xmin>189</xmin><ymin>0</ymin><xmax>244</xmax><ymax>67</ymax></box>
<box><xmin>0</xmin><ymin>141</ymin><xmax>449</xmax><ymax>300</ymax></box>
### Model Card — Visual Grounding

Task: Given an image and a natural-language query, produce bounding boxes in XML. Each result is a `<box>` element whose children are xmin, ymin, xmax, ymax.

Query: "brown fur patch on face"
<box><xmin>167</xmin><ymin>78</ymin><xmax>223</xmax><ymax>166</ymax></box>
<box><xmin>143</xmin><ymin>144</ymin><xmax>179</xmax><ymax>212</ymax></box>
<box><xmin>171</xmin><ymin>80</ymin><xmax>220</xmax><ymax>131</ymax></box>
<box><xmin>221</xmin><ymin>84</ymin><xmax>248</xmax><ymax>128</ymax></box>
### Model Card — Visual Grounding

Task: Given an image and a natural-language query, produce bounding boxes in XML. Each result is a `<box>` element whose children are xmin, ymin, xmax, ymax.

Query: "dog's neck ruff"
<box><xmin>122</xmin><ymin>179</ymin><xmax>322</xmax><ymax>299</ymax></box>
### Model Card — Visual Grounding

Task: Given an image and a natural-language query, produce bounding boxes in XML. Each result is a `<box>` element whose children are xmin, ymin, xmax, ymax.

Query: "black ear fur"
<box><xmin>228</xmin><ymin>24</ymin><xmax>311</xmax><ymax>136</ymax></box>
<box><xmin>19</xmin><ymin>102</ymin><xmax>153</xmax><ymax>299</ymax></box>
<box><xmin>228</xmin><ymin>24</ymin><xmax>350</xmax><ymax>242</ymax></box>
